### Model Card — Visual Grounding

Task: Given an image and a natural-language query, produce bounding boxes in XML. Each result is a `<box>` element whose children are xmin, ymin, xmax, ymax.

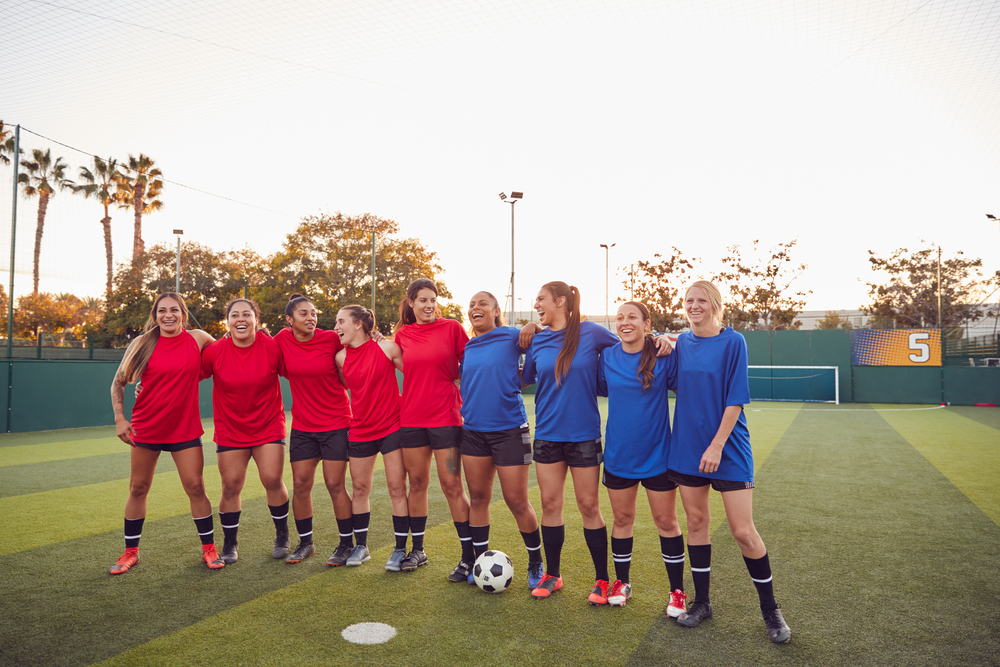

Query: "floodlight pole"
<box><xmin>173</xmin><ymin>230</ymin><xmax>183</xmax><ymax>293</ymax></box>
<box><xmin>989</xmin><ymin>214</ymin><xmax>998</xmax><ymax>251</ymax></box>
<box><xmin>6</xmin><ymin>125</ymin><xmax>19</xmax><ymax>434</ymax></box>
<box><xmin>499</xmin><ymin>192</ymin><xmax>523</xmax><ymax>324</ymax></box>
<box><xmin>600</xmin><ymin>243</ymin><xmax>616</xmax><ymax>329</ymax></box>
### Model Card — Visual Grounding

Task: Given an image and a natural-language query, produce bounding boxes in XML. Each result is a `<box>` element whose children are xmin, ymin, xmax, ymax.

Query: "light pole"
<box><xmin>989</xmin><ymin>214</ymin><xmax>998</xmax><ymax>248</ymax></box>
<box><xmin>173</xmin><ymin>229</ymin><xmax>183</xmax><ymax>293</ymax></box>
<box><xmin>600</xmin><ymin>242</ymin><xmax>616</xmax><ymax>329</ymax></box>
<box><xmin>499</xmin><ymin>191</ymin><xmax>523</xmax><ymax>325</ymax></box>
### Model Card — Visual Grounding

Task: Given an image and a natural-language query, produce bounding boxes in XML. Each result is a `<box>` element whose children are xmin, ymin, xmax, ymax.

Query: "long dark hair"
<box><xmin>340</xmin><ymin>304</ymin><xmax>376</xmax><ymax>336</ymax></box>
<box><xmin>543</xmin><ymin>281</ymin><xmax>581</xmax><ymax>386</ymax></box>
<box><xmin>120</xmin><ymin>292</ymin><xmax>190</xmax><ymax>383</ymax></box>
<box><xmin>395</xmin><ymin>278</ymin><xmax>441</xmax><ymax>331</ymax></box>
<box><xmin>621</xmin><ymin>300</ymin><xmax>657</xmax><ymax>391</ymax></box>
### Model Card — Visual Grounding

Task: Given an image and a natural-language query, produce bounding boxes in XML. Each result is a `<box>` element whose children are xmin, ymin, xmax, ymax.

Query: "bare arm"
<box><xmin>379</xmin><ymin>339</ymin><xmax>404</xmax><ymax>372</ymax></box>
<box><xmin>518</xmin><ymin>321</ymin><xmax>543</xmax><ymax>349</ymax></box>
<box><xmin>334</xmin><ymin>349</ymin><xmax>349</xmax><ymax>388</ymax></box>
<box><xmin>654</xmin><ymin>335</ymin><xmax>673</xmax><ymax>357</ymax></box>
<box><xmin>189</xmin><ymin>328</ymin><xmax>215</xmax><ymax>350</ymax></box>
<box><xmin>111</xmin><ymin>347</ymin><xmax>136</xmax><ymax>447</ymax></box>
<box><xmin>699</xmin><ymin>404</ymin><xmax>743</xmax><ymax>474</ymax></box>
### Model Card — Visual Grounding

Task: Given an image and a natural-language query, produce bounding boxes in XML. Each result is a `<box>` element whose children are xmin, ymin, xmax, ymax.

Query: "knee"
<box><xmin>504</xmin><ymin>496</ymin><xmax>533</xmax><ymax>518</ymax></box>
<box><xmin>651</xmin><ymin>511</ymin><xmax>680</xmax><ymax>534</ymax></box>
<box><xmin>730</xmin><ymin>524</ymin><xmax>760</xmax><ymax>551</ymax></box>
<box><xmin>292</xmin><ymin>477</ymin><xmax>314</xmax><ymax>496</ymax></box>
<box><xmin>385</xmin><ymin>480</ymin><xmax>407</xmax><ymax>500</ymax></box>
<box><xmin>469</xmin><ymin>488</ymin><xmax>492</xmax><ymax>509</ymax></box>
<box><xmin>686</xmin><ymin>512</ymin><xmax>709</xmax><ymax>534</ymax></box>
<box><xmin>408</xmin><ymin>473</ymin><xmax>430</xmax><ymax>492</ymax></box>
<box><xmin>577</xmin><ymin>499</ymin><xmax>602</xmax><ymax>522</ymax></box>
<box><xmin>182</xmin><ymin>478</ymin><xmax>206</xmax><ymax>499</ymax></box>
<box><xmin>612</xmin><ymin>511</ymin><xmax>635</xmax><ymax>531</ymax></box>
<box><xmin>221</xmin><ymin>478</ymin><xmax>242</xmax><ymax>498</ymax></box>
<box><xmin>325</xmin><ymin>479</ymin><xmax>346</xmax><ymax>498</ymax></box>
<box><xmin>352</xmin><ymin>480</ymin><xmax>372</xmax><ymax>498</ymax></box>
<box><xmin>128</xmin><ymin>480</ymin><xmax>151</xmax><ymax>499</ymax></box>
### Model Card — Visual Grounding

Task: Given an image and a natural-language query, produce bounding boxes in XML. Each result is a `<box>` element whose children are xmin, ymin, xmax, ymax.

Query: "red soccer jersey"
<box><xmin>342</xmin><ymin>338</ymin><xmax>401</xmax><ymax>442</ymax></box>
<box><xmin>131</xmin><ymin>330</ymin><xmax>204</xmax><ymax>444</ymax></box>
<box><xmin>274</xmin><ymin>327</ymin><xmax>350</xmax><ymax>432</ymax></box>
<box><xmin>394</xmin><ymin>318</ymin><xmax>468</xmax><ymax>428</ymax></box>
<box><xmin>201</xmin><ymin>333</ymin><xmax>286</xmax><ymax>448</ymax></box>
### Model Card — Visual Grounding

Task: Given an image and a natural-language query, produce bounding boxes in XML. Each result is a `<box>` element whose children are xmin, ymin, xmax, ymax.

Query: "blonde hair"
<box><xmin>120</xmin><ymin>293</ymin><xmax>191</xmax><ymax>383</ymax></box>
<box><xmin>685</xmin><ymin>280</ymin><xmax>725</xmax><ymax>328</ymax></box>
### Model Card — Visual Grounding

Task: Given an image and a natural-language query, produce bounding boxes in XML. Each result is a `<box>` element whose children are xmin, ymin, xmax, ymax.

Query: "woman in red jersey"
<box><xmin>109</xmin><ymin>292</ymin><xmax>221</xmax><ymax>574</ymax></box>
<box><xmin>393</xmin><ymin>278</ymin><xmax>471</xmax><ymax>579</ymax></box>
<box><xmin>273</xmin><ymin>294</ymin><xmax>355</xmax><ymax>565</ymax></box>
<box><xmin>200</xmin><ymin>298</ymin><xmax>288</xmax><ymax>565</ymax></box>
<box><xmin>333</xmin><ymin>305</ymin><xmax>409</xmax><ymax>571</ymax></box>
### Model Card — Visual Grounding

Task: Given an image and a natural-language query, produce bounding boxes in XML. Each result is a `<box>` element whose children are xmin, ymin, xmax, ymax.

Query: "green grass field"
<box><xmin>2</xmin><ymin>399</ymin><xmax>999</xmax><ymax>667</ymax></box>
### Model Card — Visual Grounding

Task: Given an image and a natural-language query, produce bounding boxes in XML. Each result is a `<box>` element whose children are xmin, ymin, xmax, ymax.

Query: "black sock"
<box><xmin>470</xmin><ymin>524</ymin><xmax>490</xmax><ymax>560</ymax></box>
<box><xmin>124</xmin><ymin>518</ymin><xmax>144</xmax><ymax>549</ymax></box>
<box><xmin>455</xmin><ymin>521</ymin><xmax>474</xmax><ymax>562</ymax></box>
<box><xmin>584</xmin><ymin>526</ymin><xmax>609</xmax><ymax>582</ymax></box>
<box><xmin>661</xmin><ymin>534</ymin><xmax>686</xmax><ymax>593</ymax></box>
<box><xmin>689</xmin><ymin>543</ymin><xmax>712</xmax><ymax>602</ymax></box>
<box><xmin>219</xmin><ymin>511</ymin><xmax>240</xmax><ymax>545</ymax></box>
<box><xmin>193</xmin><ymin>514</ymin><xmax>215</xmax><ymax>546</ymax></box>
<box><xmin>611</xmin><ymin>536</ymin><xmax>633</xmax><ymax>583</ymax></box>
<box><xmin>521</xmin><ymin>529</ymin><xmax>542</xmax><ymax>564</ymax></box>
<box><xmin>744</xmin><ymin>552</ymin><xmax>777</xmax><ymax>610</ymax></box>
<box><xmin>353</xmin><ymin>512</ymin><xmax>370</xmax><ymax>547</ymax></box>
<box><xmin>337</xmin><ymin>517</ymin><xmax>355</xmax><ymax>548</ymax></box>
<box><xmin>294</xmin><ymin>516</ymin><xmax>313</xmax><ymax>544</ymax></box>
<box><xmin>541</xmin><ymin>525</ymin><xmax>565</xmax><ymax>577</ymax></box>
<box><xmin>393</xmin><ymin>515</ymin><xmax>409</xmax><ymax>550</ymax></box>
<box><xmin>268</xmin><ymin>502</ymin><xmax>289</xmax><ymax>534</ymax></box>
<box><xmin>410</xmin><ymin>516</ymin><xmax>427</xmax><ymax>551</ymax></box>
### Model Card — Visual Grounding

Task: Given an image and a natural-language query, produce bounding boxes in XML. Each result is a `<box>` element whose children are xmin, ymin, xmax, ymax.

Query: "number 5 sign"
<box><xmin>852</xmin><ymin>329</ymin><xmax>942</xmax><ymax>366</ymax></box>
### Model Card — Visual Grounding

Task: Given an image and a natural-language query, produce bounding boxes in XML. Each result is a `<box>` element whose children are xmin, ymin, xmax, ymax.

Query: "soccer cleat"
<box><xmin>221</xmin><ymin>540</ymin><xmax>238</xmax><ymax>565</ymax></box>
<box><xmin>528</xmin><ymin>561</ymin><xmax>544</xmax><ymax>589</ymax></box>
<box><xmin>272</xmin><ymin>530</ymin><xmax>290</xmax><ymax>559</ymax></box>
<box><xmin>588</xmin><ymin>579</ymin><xmax>610</xmax><ymax>606</ymax></box>
<box><xmin>608</xmin><ymin>579</ymin><xmax>632</xmax><ymax>607</ymax></box>
<box><xmin>327</xmin><ymin>544</ymin><xmax>352</xmax><ymax>567</ymax></box>
<box><xmin>346</xmin><ymin>544</ymin><xmax>371</xmax><ymax>567</ymax></box>
<box><xmin>677</xmin><ymin>599</ymin><xmax>713</xmax><ymax>628</ymax></box>
<box><xmin>531</xmin><ymin>573</ymin><xmax>563</xmax><ymax>599</ymax></box>
<box><xmin>385</xmin><ymin>548</ymin><xmax>407</xmax><ymax>572</ymax></box>
<box><xmin>762</xmin><ymin>605</ymin><xmax>791</xmax><ymax>644</ymax></box>
<box><xmin>285</xmin><ymin>541</ymin><xmax>315</xmax><ymax>564</ymax></box>
<box><xmin>667</xmin><ymin>589</ymin><xmax>689</xmax><ymax>618</ymax></box>
<box><xmin>400</xmin><ymin>549</ymin><xmax>428</xmax><ymax>572</ymax></box>
<box><xmin>202</xmin><ymin>544</ymin><xmax>225</xmax><ymax>570</ymax></box>
<box><xmin>109</xmin><ymin>547</ymin><xmax>139</xmax><ymax>575</ymax></box>
<box><xmin>448</xmin><ymin>560</ymin><xmax>473</xmax><ymax>583</ymax></box>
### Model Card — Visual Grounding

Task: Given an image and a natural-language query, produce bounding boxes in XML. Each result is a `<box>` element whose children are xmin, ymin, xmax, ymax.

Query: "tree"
<box><xmin>75</xmin><ymin>157</ymin><xmax>123</xmax><ymax>298</ymax></box>
<box><xmin>14</xmin><ymin>292</ymin><xmax>77</xmax><ymax>338</ymax></box>
<box><xmin>116</xmin><ymin>153</ymin><xmax>163</xmax><ymax>260</ymax></box>
<box><xmin>712</xmin><ymin>239</ymin><xmax>810</xmax><ymax>330</ymax></box>
<box><xmin>619</xmin><ymin>248</ymin><xmax>700</xmax><ymax>331</ymax></box>
<box><xmin>18</xmin><ymin>148</ymin><xmax>74</xmax><ymax>294</ymax></box>
<box><xmin>0</xmin><ymin>121</ymin><xmax>20</xmax><ymax>166</ymax></box>
<box><xmin>816</xmin><ymin>310</ymin><xmax>854</xmax><ymax>330</ymax></box>
<box><xmin>863</xmin><ymin>244</ymin><xmax>999</xmax><ymax>329</ymax></box>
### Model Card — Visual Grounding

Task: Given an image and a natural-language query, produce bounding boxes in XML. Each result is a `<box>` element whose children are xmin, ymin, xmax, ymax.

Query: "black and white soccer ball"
<box><xmin>473</xmin><ymin>550</ymin><xmax>514</xmax><ymax>594</ymax></box>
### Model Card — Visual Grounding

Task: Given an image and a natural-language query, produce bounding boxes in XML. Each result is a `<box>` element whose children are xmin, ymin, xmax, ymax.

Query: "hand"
<box><xmin>371</xmin><ymin>329</ymin><xmax>386</xmax><ymax>343</ymax></box>
<box><xmin>134</xmin><ymin>381</ymin><xmax>142</xmax><ymax>399</ymax></box>
<box><xmin>116</xmin><ymin>417</ymin><xmax>137</xmax><ymax>447</ymax></box>
<box><xmin>654</xmin><ymin>335</ymin><xmax>673</xmax><ymax>356</ymax></box>
<box><xmin>453</xmin><ymin>378</ymin><xmax>461</xmax><ymax>388</ymax></box>
<box><xmin>698</xmin><ymin>442</ymin><xmax>723</xmax><ymax>474</ymax></box>
<box><xmin>519</xmin><ymin>322</ymin><xmax>543</xmax><ymax>348</ymax></box>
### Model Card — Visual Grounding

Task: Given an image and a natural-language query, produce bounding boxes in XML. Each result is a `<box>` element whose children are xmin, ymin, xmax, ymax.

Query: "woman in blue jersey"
<box><xmin>459</xmin><ymin>291</ymin><xmax>543</xmax><ymax>588</ymax></box>
<box><xmin>597</xmin><ymin>301</ymin><xmax>688</xmax><ymax>614</ymax></box>
<box><xmin>668</xmin><ymin>280</ymin><xmax>791</xmax><ymax>644</ymax></box>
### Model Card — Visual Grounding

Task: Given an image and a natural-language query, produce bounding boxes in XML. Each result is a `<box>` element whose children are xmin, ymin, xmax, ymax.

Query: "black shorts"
<box><xmin>603</xmin><ymin>468</ymin><xmax>677</xmax><ymax>492</ymax></box>
<box><xmin>349</xmin><ymin>430</ymin><xmax>403</xmax><ymax>458</ymax></box>
<box><xmin>400</xmin><ymin>426</ymin><xmax>462</xmax><ymax>451</ymax></box>
<box><xmin>533</xmin><ymin>438</ymin><xmax>603</xmax><ymax>467</ymax></box>
<box><xmin>290</xmin><ymin>428</ymin><xmax>349</xmax><ymax>462</ymax></box>
<box><xmin>667</xmin><ymin>469</ymin><xmax>755</xmax><ymax>492</ymax></box>
<box><xmin>217</xmin><ymin>440</ymin><xmax>286</xmax><ymax>454</ymax></box>
<box><xmin>134</xmin><ymin>437</ymin><xmax>202</xmax><ymax>453</ymax></box>
<box><xmin>461</xmin><ymin>425</ymin><xmax>532</xmax><ymax>467</ymax></box>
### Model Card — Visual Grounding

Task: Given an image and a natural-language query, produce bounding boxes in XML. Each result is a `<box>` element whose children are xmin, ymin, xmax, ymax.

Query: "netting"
<box><xmin>748</xmin><ymin>365</ymin><xmax>840</xmax><ymax>404</ymax></box>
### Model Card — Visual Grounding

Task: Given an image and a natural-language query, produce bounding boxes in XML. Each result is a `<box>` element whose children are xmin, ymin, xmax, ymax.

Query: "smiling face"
<box><xmin>615</xmin><ymin>303</ymin><xmax>650</xmax><ymax>345</ymax></box>
<box><xmin>285</xmin><ymin>300</ymin><xmax>317</xmax><ymax>340</ymax></box>
<box><xmin>227</xmin><ymin>301</ymin><xmax>257</xmax><ymax>346</ymax></box>
<box><xmin>468</xmin><ymin>292</ymin><xmax>500</xmax><ymax>335</ymax></box>
<box><xmin>684</xmin><ymin>285</ymin><xmax>716</xmax><ymax>330</ymax></box>
<box><xmin>409</xmin><ymin>288</ymin><xmax>438</xmax><ymax>324</ymax></box>
<box><xmin>534</xmin><ymin>287</ymin><xmax>566</xmax><ymax>328</ymax></box>
<box><xmin>334</xmin><ymin>309</ymin><xmax>365</xmax><ymax>347</ymax></box>
<box><xmin>154</xmin><ymin>297</ymin><xmax>185</xmax><ymax>337</ymax></box>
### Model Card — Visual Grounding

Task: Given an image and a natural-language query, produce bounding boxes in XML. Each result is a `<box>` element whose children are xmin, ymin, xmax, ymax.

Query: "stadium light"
<box><xmin>500</xmin><ymin>192</ymin><xmax>524</xmax><ymax>324</ymax></box>
<box><xmin>173</xmin><ymin>229</ymin><xmax>183</xmax><ymax>293</ymax></box>
<box><xmin>600</xmin><ymin>243</ymin><xmax>616</xmax><ymax>329</ymax></box>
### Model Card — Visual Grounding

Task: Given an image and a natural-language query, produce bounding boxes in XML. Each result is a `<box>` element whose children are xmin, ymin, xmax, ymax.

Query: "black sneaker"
<box><xmin>273</xmin><ymin>530</ymin><xmax>290</xmax><ymax>559</ymax></box>
<box><xmin>762</xmin><ymin>605</ymin><xmax>791</xmax><ymax>643</ymax></box>
<box><xmin>400</xmin><ymin>549</ymin><xmax>428</xmax><ymax>572</ymax></box>
<box><xmin>677</xmin><ymin>599</ymin><xmax>713</xmax><ymax>628</ymax></box>
<box><xmin>326</xmin><ymin>544</ymin><xmax>352</xmax><ymax>567</ymax></box>
<box><xmin>221</xmin><ymin>540</ymin><xmax>239</xmax><ymax>565</ymax></box>
<box><xmin>448</xmin><ymin>560</ymin><xmax>473</xmax><ymax>583</ymax></box>
<box><xmin>285</xmin><ymin>541</ymin><xmax>315</xmax><ymax>564</ymax></box>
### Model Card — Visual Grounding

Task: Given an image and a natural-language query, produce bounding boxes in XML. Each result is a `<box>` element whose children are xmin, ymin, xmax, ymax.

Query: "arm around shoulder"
<box><xmin>379</xmin><ymin>339</ymin><xmax>404</xmax><ymax>372</ymax></box>
<box><xmin>189</xmin><ymin>328</ymin><xmax>215</xmax><ymax>350</ymax></box>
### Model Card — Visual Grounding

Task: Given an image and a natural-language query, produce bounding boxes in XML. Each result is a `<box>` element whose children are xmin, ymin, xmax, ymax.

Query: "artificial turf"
<box><xmin>1</xmin><ymin>401</ymin><xmax>998</xmax><ymax>667</ymax></box>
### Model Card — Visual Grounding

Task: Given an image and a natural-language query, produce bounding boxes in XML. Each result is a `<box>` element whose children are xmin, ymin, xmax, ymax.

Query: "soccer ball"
<box><xmin>473</xmin><ymin>550</ymin><xmax>514</xmax><ymax>594</ymax></box>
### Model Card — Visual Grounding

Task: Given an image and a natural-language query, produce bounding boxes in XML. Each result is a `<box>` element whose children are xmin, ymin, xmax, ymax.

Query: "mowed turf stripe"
<box><xmin>629</xmin><ymin>404</ymin><xmax>1000</xmax><ymax>667</ymax></box>
<box><xmin>876</xmin><ymin>405</ymin><xmax>1000</xmax><ymax>526</ymax></box>
<box><xmin>0</xmin><ymin>424</ymin><xmax>118</xmax><ymax>448</ymax></box>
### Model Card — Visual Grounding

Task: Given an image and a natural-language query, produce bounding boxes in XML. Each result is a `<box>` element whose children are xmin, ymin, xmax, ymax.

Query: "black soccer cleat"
<box><xmin>762</xmin><ymin>605</ymin><xmax>791</xmax><ymax>644</ymax></box>
<box><xmin>285</xmin><ymin>541</ymin><xmax>315</xmax><ymax>564</ymax></box>
<box><xmin>221</xmin><ymin>540</ymin><xmax>239</xmax><ymax>564</ymax></box>
<box><xmin>677</xmin><ymin>599</ymin><xmax>713</xmax><ymax>628</ymax></box>
<box><xmin>400</xmin><ymin>549</ymin><xmax>428</xmax><ymax>572</ymax></box>
<box><xmin>448</xmin><ymin>560</ymin><xmax>473</xmax><ymax>583</ymax></box>
<box><xmin>272</xmin><ymin>530</ymin><xmax>290</xmax><ymax>559</ymax></box>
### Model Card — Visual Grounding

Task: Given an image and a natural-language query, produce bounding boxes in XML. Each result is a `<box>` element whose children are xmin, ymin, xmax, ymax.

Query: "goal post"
<box><xmin>747</xmin><ymin>366</ymin><xmax>840</xmax><ymax>405</ymax></box>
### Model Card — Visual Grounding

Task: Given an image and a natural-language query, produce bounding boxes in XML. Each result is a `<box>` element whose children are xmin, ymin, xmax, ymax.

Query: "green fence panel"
<box><xmin>942</xmin><ymin>367</ymin><xmax>1000</xmax><ymax>406</ymax></box>
<box><xmin>9</xmin><ymin>360</ymin><xmax>133</xmax><ymax>432</ymax></box>
<box><xmin>771</xmin><ymin>330</ymin><xmax>811</xmax><ymax>366</ymax></box>
<box><xmin>742</xmin><ymin>331</ymin><xmax>771</xmax><ymax>366</ymax></box>
<box><xmin>810</xmin><ymin>329</ymin><xmax>853</xmax><ymax>404</ymax></box>
<box><xmin>852</xmin><ymin>366</ymin><xmax>942</xmax><ymax>405</ymax></box>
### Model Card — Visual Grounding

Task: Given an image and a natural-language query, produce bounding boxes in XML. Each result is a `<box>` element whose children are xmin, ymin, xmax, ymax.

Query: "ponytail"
<box><xmin>543</xmin><ymin>281</ymin><xmax>581</xmax><ymax>386</ymax></box>
<box><xmin>341</xmin><ymin>304</ymin><xmax>376</xmax><ymax>335</ymax></box>
<box><xmin>621</xmin><ymin>300</ymin><xmax>657</xmax><ymax>391</ymax></box>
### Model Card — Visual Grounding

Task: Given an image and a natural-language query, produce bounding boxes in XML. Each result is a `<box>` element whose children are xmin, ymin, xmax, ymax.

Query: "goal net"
<box><xmin>747</xmin><ymin>366</ymin><xmax>839</xmax><ymax>405</ymax></box>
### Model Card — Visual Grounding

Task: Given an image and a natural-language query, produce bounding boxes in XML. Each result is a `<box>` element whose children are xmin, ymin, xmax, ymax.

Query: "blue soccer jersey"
<box><xmin>598</xmin><ymin>342</ymin><xmax>677</xmax><ymax>479</ymax></box>
<box><xmin>459</xmin><ymin>326</ymin><xmax>528</xmax><ymax>432</ymax></box>
<box><xmin>522</xmin><ymin>321</ymin><xmax>619</xmax><ymax>442</ymax></box>
<box><xmin>668</xmin><ymin>327</ymin><xmax>754</xmax><ymax>482</ymax></box>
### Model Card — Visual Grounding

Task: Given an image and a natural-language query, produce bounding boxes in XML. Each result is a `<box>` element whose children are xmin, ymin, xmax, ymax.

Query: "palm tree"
<box><xmin>0</xmin><ymin>121</ymin><xmax>20</xmax><ymax>166</ymax></box>
<box><xmin>75</xmin><ymin>157</ymin><xmax>122</xmax><ymax>297</ymax></box>
<box><xmin>18</xmin><ymin>149</ymin><xmax>74</xmax><ymax>294</ymax></box>
<box><xmin>115</xmin><ymin>153</ymin><xmax>163</xmax><ymax>260</ymax></box>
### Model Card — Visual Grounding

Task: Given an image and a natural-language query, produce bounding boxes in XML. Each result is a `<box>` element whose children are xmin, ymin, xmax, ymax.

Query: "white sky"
<box><xmin>1</xmin><ymin>0</ymin><xmax>998</xmax><ymax>318</ymax></box>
